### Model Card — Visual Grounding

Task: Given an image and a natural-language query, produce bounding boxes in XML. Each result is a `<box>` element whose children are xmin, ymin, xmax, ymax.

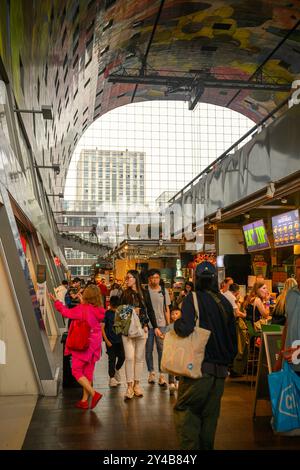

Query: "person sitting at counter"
<box><xmin>244</xmin><ymin>281</ymin><xmax>270</xmax><ymax>325</ymax></box>
<box><xmin>220</xmin><ymin>277</ymin><xmax>233</xmax><ymax>294</ymax></box>
<box><xmin>271</xmin><ymin>278</ymin><xmax>298</xmax><ymax>326</ymax></box>
<box><xmin>222</xmin><ymin>283</ymin><xmax>246</xmax><ymax>319</ymax></box>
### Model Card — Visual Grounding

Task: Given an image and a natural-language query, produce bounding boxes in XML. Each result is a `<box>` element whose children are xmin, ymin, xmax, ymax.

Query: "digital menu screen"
<box><xmin>242</xmin><ymin>219</ymin><xmax>270</xmax><ymax>252</ymax></box>
<box><xmin>272</xmin><ymin>209</ymin><xmax>300</xmax><ymax>247</ymax></box>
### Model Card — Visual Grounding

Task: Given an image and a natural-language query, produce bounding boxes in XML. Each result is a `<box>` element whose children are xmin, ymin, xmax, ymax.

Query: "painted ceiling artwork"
<box><xmin>1</xmin><ymin>0</ymin><xmax>300</xmax><ymax>204</ymax></box>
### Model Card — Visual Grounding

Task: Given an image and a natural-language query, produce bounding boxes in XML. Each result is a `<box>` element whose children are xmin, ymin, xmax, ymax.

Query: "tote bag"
<box><xmin>268</xmin><ymin>361</ymin><xmax>300</xmax><ymax>432</ymax></box>
<box><xmin>161</xmin><ymin>292</ymin><xmax>211</xmax><ymax>379</ymax></box>
<box><xmin>128</xmin><ymin>309</ymin><xmax>144</xmax><ymax>338</ymax></box>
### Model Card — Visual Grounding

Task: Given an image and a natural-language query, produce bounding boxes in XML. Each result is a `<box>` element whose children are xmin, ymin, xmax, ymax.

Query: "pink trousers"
<box><xmin>72</xmin><ymin>357</ymin><xmax>96</xmax><ymax>382</ymax></box>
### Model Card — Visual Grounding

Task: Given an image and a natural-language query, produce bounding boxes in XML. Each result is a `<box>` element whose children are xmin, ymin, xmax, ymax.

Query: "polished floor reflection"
<box><xmin>0</xmin><ymin>396</ymin><xmax>37</xmax><ymax>450</ymax></box>
<box><xmin>22</xmin><ymin>350</ymin><xmax>300</xmax><ymax>450</ymax></box>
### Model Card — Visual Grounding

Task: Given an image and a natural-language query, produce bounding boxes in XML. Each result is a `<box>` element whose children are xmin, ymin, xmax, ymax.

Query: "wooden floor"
<box><xmin>22</xmin><ymin>348</ymin><xmax>300</xmax><ymax>450</ymax></box>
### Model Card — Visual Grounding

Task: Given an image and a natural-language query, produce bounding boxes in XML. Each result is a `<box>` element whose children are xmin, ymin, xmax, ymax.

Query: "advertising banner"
<box><xmin>272</xmin><ymin>209</ymin><xmax>300</xmax><ymax>248</ymax></box>
<box><xmin>243</xmin><ymin>220</ymin><xmax>270</xmax><ymax>252</ymax></box>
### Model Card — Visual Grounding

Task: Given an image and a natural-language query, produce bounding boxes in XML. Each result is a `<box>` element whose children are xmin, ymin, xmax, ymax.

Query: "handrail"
<box><xmin>168</xmin><ymin>94</ymin><xmax>291</xmax><ymax>204</ymax></box>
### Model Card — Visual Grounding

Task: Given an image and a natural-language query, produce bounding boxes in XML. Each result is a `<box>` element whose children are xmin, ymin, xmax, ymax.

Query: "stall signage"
<box><xmin>272</xmin><ymin>209</ymin><xmax>300</xmax><ymax>248</ymax></box>
<box><xmin>243</xmin><ymin>220</ymin><xmax>270</xmax><ymax>252</ymax></box>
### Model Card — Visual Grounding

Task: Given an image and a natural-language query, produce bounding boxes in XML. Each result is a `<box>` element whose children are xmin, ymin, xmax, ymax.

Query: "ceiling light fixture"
<box><xmin>215</xmin><ymin>208</ymin><xmax>222</xmax><ymax>221</ymax></box>
<box><xmin>266</xmin><ymin>182</ymin><xmax>275</xmax><ymax>199</ymax></box>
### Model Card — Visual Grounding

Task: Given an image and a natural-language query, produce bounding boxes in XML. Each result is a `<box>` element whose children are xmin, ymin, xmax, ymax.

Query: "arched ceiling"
<box><xmin>1</xmin><ymin>0</ymin><xmax>300</xmax><ymax>209</ymax></box>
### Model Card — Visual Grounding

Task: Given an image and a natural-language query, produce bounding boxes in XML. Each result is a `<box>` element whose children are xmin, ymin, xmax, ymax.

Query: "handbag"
<box><xmin>268</xmin><ymin>361</ymin><xmax>300</xmax><ymax>432</ymax></box>
<box><xmin>128</xmin><ymin>309</ymin><xmax>144</xmax><ymax>338</ymax></box>
<box><xmin>161</xmin><ymin>292</ymin><xmax>211</xmax><ymax>379</ymax></box>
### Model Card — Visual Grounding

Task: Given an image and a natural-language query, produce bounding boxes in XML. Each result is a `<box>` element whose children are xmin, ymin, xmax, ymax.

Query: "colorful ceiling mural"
<box><xmin>1</xmin><ymin>0</ymin><xmax>300</xmax><ymax>205</ymax></box>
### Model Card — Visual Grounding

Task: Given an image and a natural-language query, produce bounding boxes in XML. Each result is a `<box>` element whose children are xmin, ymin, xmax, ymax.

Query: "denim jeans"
<box><xmin>145</xmin><ymin>327</ymin><xmax>167</xmax><ymax>373</ymax></box>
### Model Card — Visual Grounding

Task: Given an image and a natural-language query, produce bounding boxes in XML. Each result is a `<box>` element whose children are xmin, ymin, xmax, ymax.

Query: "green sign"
<box><xmin>242</xmin><ymin>220</ymin><xmax>270</xmax><ymax>252</ymax></box>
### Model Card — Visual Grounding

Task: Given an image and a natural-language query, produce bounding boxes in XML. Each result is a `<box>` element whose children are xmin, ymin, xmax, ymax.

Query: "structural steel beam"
<box><xmin>108</xmin><ymin>73</ymin><xmax>291</xmax><ymax>92</ymax></box>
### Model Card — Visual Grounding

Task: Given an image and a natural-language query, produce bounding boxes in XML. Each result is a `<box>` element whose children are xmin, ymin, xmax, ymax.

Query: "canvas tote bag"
<box><xmin>161</xmin><ymin>292</ymin><xmax>211</xmax><ymax>379</ymax></box>
<box><xmin>128</xmin><ymin>309</ymin><xmax>144</xmax><ymax>338</ymax></box>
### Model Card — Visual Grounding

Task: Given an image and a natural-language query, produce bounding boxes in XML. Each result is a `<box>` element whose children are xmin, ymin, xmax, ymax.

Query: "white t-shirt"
<box><xmin>222</xmin><ymin>291</ymin><xmax>238</xmax><ymax>313</ymax></box>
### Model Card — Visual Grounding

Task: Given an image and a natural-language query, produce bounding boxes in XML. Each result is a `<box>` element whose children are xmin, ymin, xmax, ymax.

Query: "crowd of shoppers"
<box><xmin>48</xmin><ymin>264</ymin><xmax>300</xmax><ymax>450</ymax></box>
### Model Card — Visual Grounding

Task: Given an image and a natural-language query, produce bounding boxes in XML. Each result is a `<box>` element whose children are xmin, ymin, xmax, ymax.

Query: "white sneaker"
<box><xmin>158</xmin><ymin>374</ymin><xmax>167</xmax><ymax>387</ymax></box>
<box><xmin>114</xmin><ymin>370</ymin><xmax>122</xmax><ymax>384</ymax></box>
<box><xmin>169</xmin><ymin>383</ymin><xmax>176</xmax><ymax>395</ymax></box>
<box><xmin>148</xmin><ymin>371</ymin><xmax>156</xmax><ymax>384</ymax></box>
<box><xmin>109</xmin><ymin>377</ymin><xmax>119</xmax><ymax>387</ymax></box>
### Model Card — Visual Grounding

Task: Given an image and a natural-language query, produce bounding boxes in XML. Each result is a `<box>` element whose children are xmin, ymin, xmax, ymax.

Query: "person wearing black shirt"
<box><xmin>102</xmin><ymin>296</ymin><xmax>125</xmax><ymax>387</ymax></box>
<box><xmin>174</xmin><ymin>262</ymin><xmax>237</xmax><ymax>450</ymax></box>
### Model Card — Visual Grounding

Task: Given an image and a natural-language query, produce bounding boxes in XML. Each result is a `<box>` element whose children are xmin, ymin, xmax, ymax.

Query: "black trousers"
<box><xmin>107</xmin><ymin>343</ymin><xmax>125</xmax><ymax>378</ymax></box>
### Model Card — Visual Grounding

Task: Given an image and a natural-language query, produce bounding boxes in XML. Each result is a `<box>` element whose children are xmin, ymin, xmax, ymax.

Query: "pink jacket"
<box><xmin>55</xmin><ymin>301</ymin><xmax>105</xmax><ymax>363</ymax></box>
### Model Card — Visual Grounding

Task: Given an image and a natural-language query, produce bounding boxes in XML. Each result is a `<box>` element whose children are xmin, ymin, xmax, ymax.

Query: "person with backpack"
<box><xmin>49</xmin><ymin>284</ymin><xmax>105</xmax><ymax>410</ymax></box>
<box><xmin>173</xmin><ymin>261</ymin><xmax>237</xmax><ymax>450</ymax></box>
<box><xmin>144</xmin><ymin>269</ymin><xmax>171</xmax><ymax>386</ymax></box>
<box><xmin>102</xmin><ymin>295</ymin><xmax>125</xmax><ymax>387</ymax></box>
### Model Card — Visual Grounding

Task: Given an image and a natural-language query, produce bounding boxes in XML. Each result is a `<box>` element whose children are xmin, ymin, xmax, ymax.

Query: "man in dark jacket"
<box><xmin>173</xmin><ymin>261</ymin><xmax>237</xmax><ymax>450</ymax></box>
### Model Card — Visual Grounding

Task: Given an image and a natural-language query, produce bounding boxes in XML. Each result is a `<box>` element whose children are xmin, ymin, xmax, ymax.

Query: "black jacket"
<box><xmin>174</xmin><ymin>291</ymin><xmax>237</xmax><ymax>367</ymax></box>
<box><xmin>143</xmin><ymin>287</ymin><xmax>167</xmax><ymax>329</ymax></box>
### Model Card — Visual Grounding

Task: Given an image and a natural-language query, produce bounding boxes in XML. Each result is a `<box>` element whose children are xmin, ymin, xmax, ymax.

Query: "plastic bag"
<box><xmin>268</xmin><ymin>361</ymin><xmax>300</xmax><ymax>432</ymax></box>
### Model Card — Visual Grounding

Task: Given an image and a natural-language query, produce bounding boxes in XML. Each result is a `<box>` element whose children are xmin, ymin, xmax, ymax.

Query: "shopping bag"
<box><xmin>128</xmin><ymin>309</ymin><xmax>144</xmax><ymax>338</ymax></box>
<box><xmin>268</xmin><ymin>361</ymin><xmax>300</xmax><ymax>432</ymax></box>
<box><xmin>161</xmin><ymin>292</ymin><xmax>211</xmax><ymax>379</ymax></box>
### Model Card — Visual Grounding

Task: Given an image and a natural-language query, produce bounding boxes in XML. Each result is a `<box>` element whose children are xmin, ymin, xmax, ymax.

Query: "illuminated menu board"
<box><xmin>272</xmin><ymin>209</ymin><xmax>300</xmax><ymax>247</ymax></box>
<box><xmin>242</xmin><ymin>219</ymin><xmax>270</xmax><ymax>252</ymax></box>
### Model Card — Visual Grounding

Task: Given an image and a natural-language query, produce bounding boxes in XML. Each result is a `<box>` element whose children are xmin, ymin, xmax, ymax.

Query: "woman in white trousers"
<box><xmin>120</xmin><ymin>270</ymin><xmax>149</xmax><ymax>399</ymax></box>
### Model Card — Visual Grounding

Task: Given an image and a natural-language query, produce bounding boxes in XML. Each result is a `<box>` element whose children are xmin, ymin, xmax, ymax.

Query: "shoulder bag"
<box><xmin>128</xmin><ymin>308</ymin><xmax>144</xmax><ymax>338</ymax></box>
<box><xmin>161</xmin><ymin>292</ymin><xmax>211</xmax><ymax>379</ymax></box>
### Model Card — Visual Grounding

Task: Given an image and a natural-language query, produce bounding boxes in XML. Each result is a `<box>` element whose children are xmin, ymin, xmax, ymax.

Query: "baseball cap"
<box><xmin>196</xmin><ymin>261</ymin><xmax>216</xmax><ymax>277</ymax></box>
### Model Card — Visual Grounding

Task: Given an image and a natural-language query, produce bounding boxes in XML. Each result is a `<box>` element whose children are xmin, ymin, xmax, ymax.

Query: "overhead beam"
<box><xmin>108</xmin><ymin>73</ymin><xmax>291</xmax><ymax>92</ymax></box>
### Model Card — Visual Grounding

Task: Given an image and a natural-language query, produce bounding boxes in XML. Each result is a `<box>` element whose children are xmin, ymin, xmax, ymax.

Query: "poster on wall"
<box><xmin>252</xmin><ymin>254</ymin><xmax>268</xmax><ymax>278</ymax></box>
<box><xmin>243</xmin><ymin>220</ymin><xmax>270</xmax><ymax>252</ymax></box>
<box><xmin>36</xmin><ymin>264</ymin><xmax>47</xmax><ymax>333</ymax></box>
<box><xmin>272</xmin><ymin>209</ymin><xmax>300</xmax><ymax>248</ymax></box>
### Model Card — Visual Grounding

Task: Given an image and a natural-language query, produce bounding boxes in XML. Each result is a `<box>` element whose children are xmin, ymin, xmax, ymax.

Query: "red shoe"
<box><xmin>75</xmin><ymin>400</ymin><xmax>89</xmax><ymax>409</ymax></box>
<box><xmin>90</xmin><ymin>391</ymin><xmax>102</xmax><ymax>409</ymax></box>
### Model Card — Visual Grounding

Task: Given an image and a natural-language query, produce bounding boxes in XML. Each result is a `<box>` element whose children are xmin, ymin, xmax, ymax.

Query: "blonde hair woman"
<box><xmin>271</xmin><ymin>278</ymin><xmax>298</xmax><ymax>325</ymax></box>
<box><xmin>245</xmin><ymin>281</ymin><xmax>270</xmax><ymax>325</ymax></box>
<box><xmin>50</xmin><ymin>284</ymin><xmax>105</xmax><ymax>409</ymax></box>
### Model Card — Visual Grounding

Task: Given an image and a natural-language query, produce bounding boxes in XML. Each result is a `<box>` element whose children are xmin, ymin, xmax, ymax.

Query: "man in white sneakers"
<box><xmin>144</xmin><ymin>269</ymin><xmax>171</xmax><ymax>386</ymax></box>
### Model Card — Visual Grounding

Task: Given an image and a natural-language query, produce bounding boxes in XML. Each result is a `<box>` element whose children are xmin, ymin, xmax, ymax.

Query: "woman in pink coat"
<box><xmin>50</xmin><ymin>284</ymin><xmax>105</xmax><ymax>409</ymax></box>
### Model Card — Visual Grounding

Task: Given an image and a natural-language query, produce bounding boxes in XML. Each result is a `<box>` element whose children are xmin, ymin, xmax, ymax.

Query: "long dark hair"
<box><xmin>122</xmin><ymin>270</ymin><xmax>145</xmax><ymax>306</ymax></box>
